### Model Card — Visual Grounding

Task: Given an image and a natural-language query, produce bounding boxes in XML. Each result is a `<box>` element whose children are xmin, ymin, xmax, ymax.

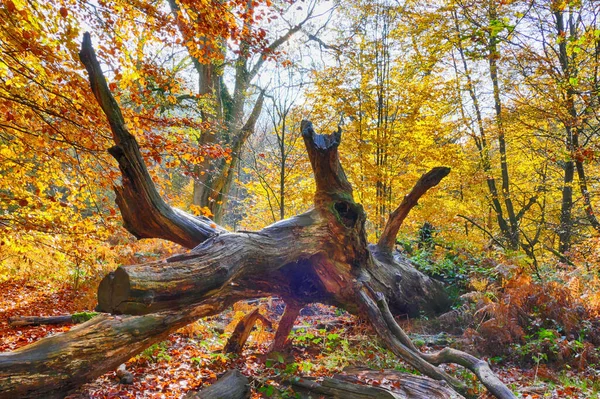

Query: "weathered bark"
<box><xmin>184</xmin><ymin>369</ymin><xmax>250</xmax><ymax>399</ymax></box>
<box><xmin>291</xmin><ymin>367</ymin><xmax>464</xmax><ymax>399</ymax></box>
<box><xmin>224</xmin><ymin>308</ymin><xmax>272</xmax><ymax>354</ymax></box>
<box><xmin>270</xmin><ymin>301</ymin><xmax>302</xmax><ymax>352</ymax></box>
<box><xmin>80</xmin><ymin>32</ymin><xmax>448</xmax><ymax>318</ymax></box>
<box><xmin>8</xmin><ymin>312</ymin><xmax>98</xmax><ymax>327</ymax></box>
<box><xmin>0</xmin><ymin>34</ymin><xmax>517</xmax><ymax>399</ymax></box>
<box><xmin>80</xmin><ymin>32</ymin><xmax>226</xmax><ymax>249</ymax></box>
<box><xmin>0</xmin><ymin>311</ymin><xmax>201</xmax><ymax>398</ymax></box>
<box><xmin>369</xmin><ymin>288</ymin><xmax>517</xmax><ymax>399</ymax></box>
<box><xmin>357</xmin><ymin>289</ymin><xmax>467</xmax><ymax>395</ymax></box>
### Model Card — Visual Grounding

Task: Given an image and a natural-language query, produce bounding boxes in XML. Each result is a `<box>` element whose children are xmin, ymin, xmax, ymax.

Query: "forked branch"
<box><xmin>224</xmin><ymin>308</ymin><xmax>273</xmax><ymax>354</ymax></box>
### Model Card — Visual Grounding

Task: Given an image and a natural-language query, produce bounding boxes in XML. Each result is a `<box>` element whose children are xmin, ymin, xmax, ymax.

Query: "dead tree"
<box><xmin>0</xmin><ymin>34</ymin><xmax>516</xmax><ymax>399</ymax></box>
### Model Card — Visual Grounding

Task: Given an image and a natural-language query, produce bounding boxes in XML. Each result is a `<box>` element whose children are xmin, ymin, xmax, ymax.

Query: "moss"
<box><xmin>72</xmin><ymin>311</ymin><xmax>98</xmax><ymax>324</ymax></box>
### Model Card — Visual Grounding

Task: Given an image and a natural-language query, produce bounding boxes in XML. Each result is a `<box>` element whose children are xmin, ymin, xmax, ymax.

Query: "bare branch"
<box><xmin>377</xmin><ymin>167</ymin><xmax>451</xmax><ymax>252</ymax></box>
<box><xmin>457</xmin><ymin>214</ymin><xmax>505</xmax><ymax>249</ymax></box>
<box><xmin>248</xmin><ymin>6</ymin><xmax>316</xmax><ymax>82</ymax></box>
<box><xmin>366</xmin><ymin>287</ymin><xmax>517</xmax><ymax>399</ymax></box>
<box><xmin>79</xmin><ymin>33</ymin><xmax>225</xmax><ymax>248</ymax></box>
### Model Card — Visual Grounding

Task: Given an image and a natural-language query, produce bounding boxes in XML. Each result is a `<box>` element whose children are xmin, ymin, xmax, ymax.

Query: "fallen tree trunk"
<box><xmin>0</xmin><ymin>313</ymin><xmax>190</xmax><ymax>398</ymax></box>
<box><xmin>291</xmin><ymin>367</ymin><xmax>464</xmax><ymax>399</ymax></box>
<box><xmin>9</xmin><ymin>315</ymin><xmax>74</xmax><ymax>327</ymax></box>
<box><xmin>8</xmin><ymin>312</ymin><xmax>98</xmax><ymax>327</ymax></box>
<box><xmin>184</xmin><ymin>369</ymin><xmax>250</xmax><ymax>399</ymax></box>
<box><xmin>0</xmin><ymin>33</ymin><xmax>518</xmax><ymax>399</ymax></box>
<box><xmin>0</xmin><ymin>299</ymin><xmax>247</xmax><ymax>398</ymax></box>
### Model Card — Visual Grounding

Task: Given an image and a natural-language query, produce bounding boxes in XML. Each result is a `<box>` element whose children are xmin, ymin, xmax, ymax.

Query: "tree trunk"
<box><xmin>487</xmin><ymin>2</ymin><xmax>519</xmax><ymax>250</ymax></box>
<box><xmin>0</xmin><ymin>34</ymin><xmax>517</xmax><ymax>399</ymax></box>
<box><xmin>555</xmin><ymin>9</ymin><xmax>575</xmax><ymax>254</ymax></box>
<box><xmin>0</xmin><ymin>312</ymin><xmax>200</xmax><ymax>398</ymax></box>
<box><xmin>184</xmin><ymin>369</ymin><xmax>250</xmax><ymax>399</ymax></box>
<box><xmin>291</xmin><ymin>367</ymin><xmax>464</xmax><ymax>399</ymax></box>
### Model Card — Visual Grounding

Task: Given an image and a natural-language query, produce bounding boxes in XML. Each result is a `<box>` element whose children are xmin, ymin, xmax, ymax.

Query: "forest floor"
<box><xmin>1</xmin><ymin>279</ymin><xmax>598</xmax><ymax>399</ymax></box>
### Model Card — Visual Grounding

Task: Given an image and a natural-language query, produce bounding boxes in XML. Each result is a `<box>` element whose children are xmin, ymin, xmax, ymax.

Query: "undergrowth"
<box><xmin>403</xmin><ymin>235</ymin><xmax>600</xmax><ymax>373</ymax></box>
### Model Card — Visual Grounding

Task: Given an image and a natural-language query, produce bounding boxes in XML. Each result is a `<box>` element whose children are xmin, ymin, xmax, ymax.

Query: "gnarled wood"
<box><xmin>301</xmin><ymin>120</ymin><xmax>353</xmax><ymax>203</ymax></box>
<box><xmin>224</xmin><ymin>308</ymin><xmax>272</xmax><ymax>354</ymax></box>
<box><xmin>270</xmin><ymin>301</ymin><xmax>301</xmax><ymax>352</ymax></box>
<box><xmin>8</xmin><ymin>312</ymin><xmax>98</xmax><ymax>327</ymax></box>
<box><xmin>9</xmin><ymin>315</ymin><xmax>74</xmax><ymax>327</ymax></box>
<box><xmin>356</xmin><ymin>287</ymin><xmax>468</xmax><ymax>396</ymax></box>
<box><xmin>80</xmin><ymin>32</ymin><xmax>225</xmax><ymax>248</ymax></box>
<box><xmin>96</xmin><ymin>211</ymin><xmax>340</xmax><ymax>315</ymax></box>
<box><xmin>0</xmin><ymin>311</ymin><xmax>198</xmax><ymax>398</ymax></box>
<box><xmin>364</xmin><ymin>287</ymin><xmax>517</xmax><ymax>399</ymax></box>
<box><xmin>368</xmin><ymin>244</ymin><xmax>451</xmax><ymax>316</ymax></box>
<box><xmin>338</xmin><ymin>367</ymin><xmax>464</xmax><ymax>399</ymax></box>
<box><xmin>0</xmin><ymin>35</ymin><xmax>518</xmax><ymax>399</ymax></box>
<box><xmin>291</xmin><ymin>367</ymin><xmax>464</xmax><ymax>399</ymax></box>
<box><xmin>292</xmin><ymin>377</ymin><xmax>407</xmax><ymax>398</ymax></box>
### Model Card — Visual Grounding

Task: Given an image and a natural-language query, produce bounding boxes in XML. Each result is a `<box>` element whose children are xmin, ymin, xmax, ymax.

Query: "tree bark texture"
<box><xmin>0</xmin><ymin>311</ymin><xmax>207</xmax><ymax>398</ymax></box>
<box><xmin>291</xmin><ymin>367</ymin><xmax>464</xmax><ymax>399</ymax></box>
<box><xmin>184</xmin><ymin>369</ymin><xmax>250</xmax><ymax>399</ymax></box>
<box><xmin>224</xmin><ymin>308</ymin><xmax>272</xmax><ymax>354</ymax></box>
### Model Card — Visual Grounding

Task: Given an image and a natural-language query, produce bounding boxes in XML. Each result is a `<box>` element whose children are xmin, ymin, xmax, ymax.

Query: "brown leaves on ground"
<box><xmin>0</xmin><ymin>279</ymin><xmax>95</xmax><ymax>352</ymax></box>
<box><xmin>1</xmin><ymin>281</ymin><xmax>598</xmax><ymax>398</ymax></box>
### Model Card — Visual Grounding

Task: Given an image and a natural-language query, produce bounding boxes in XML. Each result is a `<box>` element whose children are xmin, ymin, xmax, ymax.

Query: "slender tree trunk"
<box><xmin>575</xmin><ymin>159</ymin><xmax>600</xmax><ymax>231</ymax></box>
<box><xmin>279</xmin><ymin>118</ymin><xmax>286</xmax><ymax>220</ymax></box>
<box><xmin>488</xmin><ymin>2</ymin><xmax>519</xmax><ymax>250</ymax></box>
<box><xmin>555</xmin><ymin>9</ymin><xmax>576</xmax><ymax>254</ymax></box>
<box><xmin>451</xmin><ymin>10</ymin><xmax>512</xmax><ymax>245</ymax></box>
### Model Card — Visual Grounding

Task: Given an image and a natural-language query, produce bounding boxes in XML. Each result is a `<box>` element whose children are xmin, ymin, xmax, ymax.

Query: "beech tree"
<box><xmin>0</xmin><ymin>34</ymin><xmax>518</xmax><ymax>399</ymax></box>
<box><xmin>166</xmin><ymin>0</ymin><xmax>324</xmax><ymax>223</ymax></box>
<box><xmin>508</xmin><ymin>0</ymin><xmax>600</xmax><ymax>253</ymax></box>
